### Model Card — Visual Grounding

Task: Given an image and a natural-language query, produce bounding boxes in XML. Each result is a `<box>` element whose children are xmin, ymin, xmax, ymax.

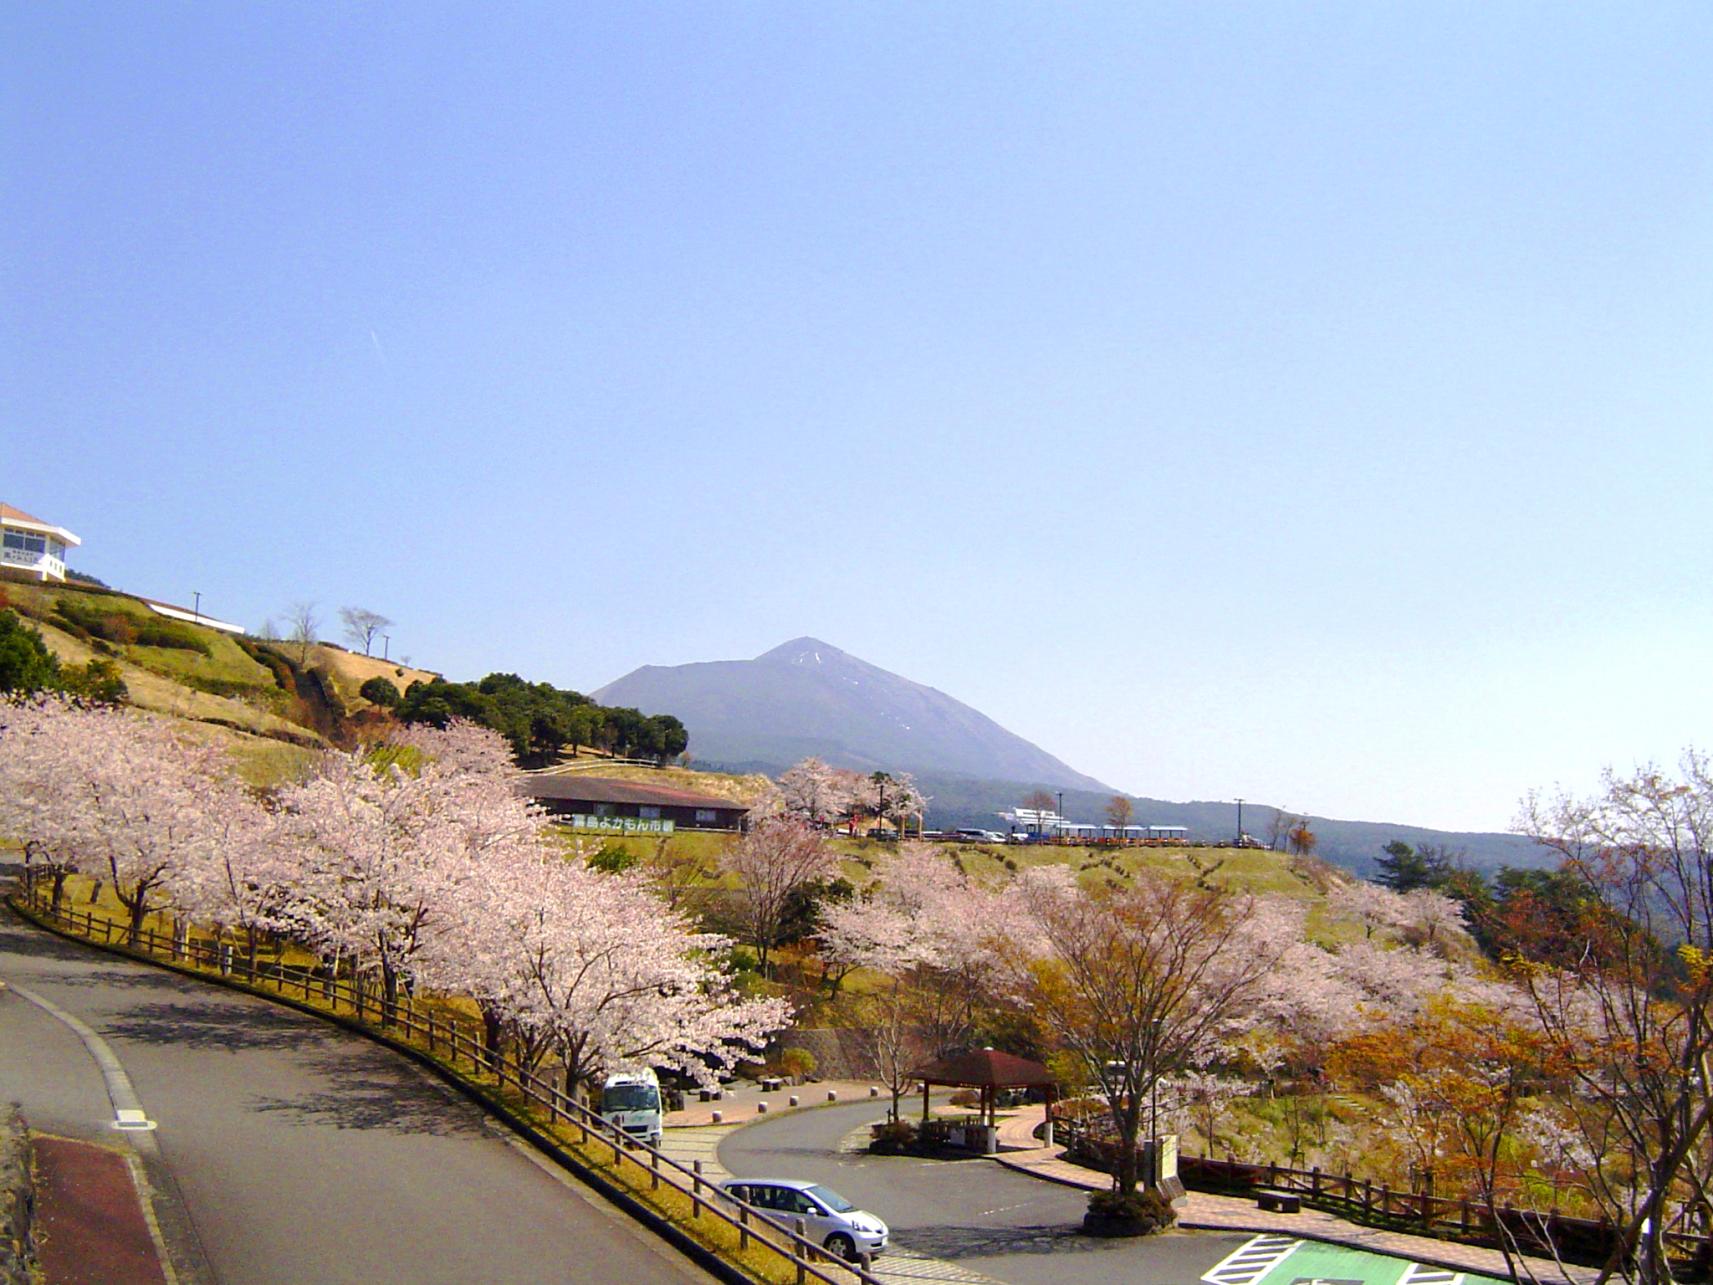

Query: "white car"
<box><xmin>718</xmin><ymin>1178</ymin><xmax>888</xmax><ymax>1261</ymax></box>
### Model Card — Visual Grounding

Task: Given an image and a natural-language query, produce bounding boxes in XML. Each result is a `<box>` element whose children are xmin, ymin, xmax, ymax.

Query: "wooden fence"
<box><xmin>1053</xmin><ymin>1111</ymin><xmax>1713</xmax><ymax>1278</ymax></box>
<box><xmin>14</xmin><ymin>878</ymin><xmax>878</xmax><ymax>1285</ymax></box>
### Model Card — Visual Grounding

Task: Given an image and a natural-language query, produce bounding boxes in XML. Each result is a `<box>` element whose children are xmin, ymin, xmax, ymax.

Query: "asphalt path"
<box><xmin>718</xmin><ymin>1098</ymin><xmax>1252</xmax><ymax>1285</ymax></box>
<box><xmin>0</xmin><ymin>897</ymin><xmax>714</xmax><ymax>1285</ymax></box>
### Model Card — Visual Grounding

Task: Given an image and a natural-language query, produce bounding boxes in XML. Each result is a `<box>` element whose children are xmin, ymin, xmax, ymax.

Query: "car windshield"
<box><xmin>602</xmin><ymin>1085</ymin><xmax>659</xmax><ymax>1111</ymax></box>
<box><xmin>806</xmin><ymin>1185</ymin><xmax>854</xmax><ymax>1213</ymax></box>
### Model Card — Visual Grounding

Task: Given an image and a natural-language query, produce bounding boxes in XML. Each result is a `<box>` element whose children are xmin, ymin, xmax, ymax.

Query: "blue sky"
<box><xmin>5</xmin><ymin>4</ymin><xmax>1710</xmax><ymax>832</ymax></box>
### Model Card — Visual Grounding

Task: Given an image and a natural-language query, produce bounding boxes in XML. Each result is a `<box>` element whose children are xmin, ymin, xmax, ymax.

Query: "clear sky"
<box><xmin>5</xmin><ymin>5</ymin><xmax>1710</xmax><ymax>833</ymax></box>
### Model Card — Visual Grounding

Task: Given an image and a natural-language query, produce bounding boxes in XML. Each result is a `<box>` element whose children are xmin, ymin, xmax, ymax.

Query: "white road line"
<box><xmin>1399</xmin><ymin>1265</ymin><xmax>1463</xmax><ymax>1285</ymax></box>
<box><xmin>1202</xmin><ymin>1233</ymin><xmax>1302</xmax><ymax>1285</ymax></box>
<box><xmin>2</xmin><ymin>978</ymin><xmax>179</xmax><ymax>1285</ymax></box>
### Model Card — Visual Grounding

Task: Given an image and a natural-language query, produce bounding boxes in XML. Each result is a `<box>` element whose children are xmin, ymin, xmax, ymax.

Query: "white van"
<box><xmin>600</xmin><ymin>1068</ymin><xmax>663</xmax><ymax>1145</ymax></box>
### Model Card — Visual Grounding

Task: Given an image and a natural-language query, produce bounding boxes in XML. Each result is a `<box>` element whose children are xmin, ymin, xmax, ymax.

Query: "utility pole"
<box><xmin>1235</xmin><ymin>797</ymin><xmax>1244</xmax><ymax>845</ymax></box>
<box><xmin>382</xmin><ymin>634</ymin><xmax>391</xmax><ymax>661</ymax></box>
<box><xmin>192</xmin><ymin>591</ymin><xmax>202</xmax><ymax>624</ymax></box>
<box><xmin>1056</xmin><ymin>791</ymin><xmax>1064</xmax><ymax>840</ymax></box>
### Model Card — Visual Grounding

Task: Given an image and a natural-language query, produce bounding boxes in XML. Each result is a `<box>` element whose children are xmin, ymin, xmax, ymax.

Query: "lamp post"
<box><xmin>382</xmin><ymin>634</ymin><xmax>390</xmax><ymax>661</ymax></box>
<box><xmin>1235</xmin><ymin>797</ymin><xmax>1244</xmax><ymax>845</ymax></box>
<box><xmin>1056</xmin><ymin>791</ymin><xmax>1064</xmax><ymax>840</ymax></box>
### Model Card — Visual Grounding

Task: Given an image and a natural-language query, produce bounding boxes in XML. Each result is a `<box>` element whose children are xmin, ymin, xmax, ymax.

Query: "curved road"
<box><xmin>0</xmin><ymin>898</ymin><xmax>713</xmax><ymax>1284</ymax></box>
<box><xmin>718</xmin><ymin>1098</ymin><xmax>1251</xmax><ymax>1285</ymax></box>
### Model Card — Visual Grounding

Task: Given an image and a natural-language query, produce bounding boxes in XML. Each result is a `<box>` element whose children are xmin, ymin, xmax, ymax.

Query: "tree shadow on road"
<box><xmin>101</xmin><ymin>999</ymin><xmax>327</xmax><ymax>1052</ymax></box>
<box><xmin>247</xmin><ymin>1044</ymin><xmax>485</xmax><ymax>1136</ymax></box>
<box><xmin>895</xmin><ymin>1222</ymin><xmax>1124</xmax><ymax>1260</ymax></box>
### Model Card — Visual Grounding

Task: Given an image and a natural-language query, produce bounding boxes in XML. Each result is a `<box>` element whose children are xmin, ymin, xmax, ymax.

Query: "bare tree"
<box><xmin>339</xmin><ymin>606</ymin><xmax>393</xmax><ymax>657</ymax></box>
<box><xmin>719</xmin><ymin>819</ymin><xmax>841</xmax><ymax>977</ymax></box>
<box><xmin>1012</xmin><ymin>871</ymin><xmax>1301</xmax><ymax>1198</ymax></box>
<box><xmin>285</xmin><ymin>602</ymin><xmax>320</xmax><ymax>666</ymax></box>
<box><xmin>1106</xmin><ymin>795</ymin><xmax>1136</xmax><ymax>837</ymax></box>
<box><xmin>1287</xmin><ymin>819</ymin><xmax>1318</xmax><ymax>856</ymax></box>
<box><xmin>1515</xmin><ymin>752</ymin><xmax>1713</xmax><ymax>1284</ymax></box>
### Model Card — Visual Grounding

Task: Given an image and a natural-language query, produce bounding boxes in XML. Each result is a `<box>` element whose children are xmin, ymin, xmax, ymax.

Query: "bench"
<box><xmin>759</xmin><ymin>1076</ymin><xmax>784</xmax><ymax>1092</ymax></box>
<box><xmin>1256</xmin><ymin>1189</ymin><xmax>1301</xmax><ymax>1214</ymax></box>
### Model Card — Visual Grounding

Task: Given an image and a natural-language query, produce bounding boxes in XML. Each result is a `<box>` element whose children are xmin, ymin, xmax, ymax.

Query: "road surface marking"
<box><xmin>1203</xmin><ymin>1233</ymin><xmax>1304</xmax><ymax>1285</ymax></box>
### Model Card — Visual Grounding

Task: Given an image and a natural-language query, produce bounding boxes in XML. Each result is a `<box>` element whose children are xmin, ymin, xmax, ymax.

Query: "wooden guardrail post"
<box><xmin>691</xmin><ymin>1161</ymin><xmax>703</xmax><ymax>1218</ymax></box>
<box><xmin>793</xmin><ymin>1218</ymin><xmax>807</xmax><ymax>1284</ymax></box>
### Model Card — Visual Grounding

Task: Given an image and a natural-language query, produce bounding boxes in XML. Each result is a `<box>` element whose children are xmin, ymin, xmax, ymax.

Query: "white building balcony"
<box><xmin>0</xmin><ymin>503</ymin><xmax>81</xmax><ymax>583</ymax></box>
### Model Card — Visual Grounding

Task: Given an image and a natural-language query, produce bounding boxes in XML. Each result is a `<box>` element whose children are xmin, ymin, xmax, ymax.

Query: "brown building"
<box><xmin>522</xmin><ymin>774</ymin><xmax>751</xmax><ymax>833</ymax></box>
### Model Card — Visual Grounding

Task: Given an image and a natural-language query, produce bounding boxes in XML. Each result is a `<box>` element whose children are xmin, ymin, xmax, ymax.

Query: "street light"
<box><xmin>1235</xmin><ymin>797</ymin><xmax>1244</xmax><ymax>845</ymax></box>
<box><xmin>382</xmin><ymin>634</ymin><xmax>391</xmax><ymax>661</ymax></box>
<box><xmin>1056</xmin><ymin>791</ymin><xmax>1064</xmax><ymax>840</ymax></box>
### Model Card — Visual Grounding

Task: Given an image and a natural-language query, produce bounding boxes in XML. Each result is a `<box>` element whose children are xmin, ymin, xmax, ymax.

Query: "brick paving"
<box><xmin>31</xmin><ymin>1134</ymin><xmax>169</xmax><ymax>1285</ymax></box>
<box><xmin>989</xmin><ymin>1107</ymin><xmax>1598</xmax><ymax>1285</ymax></box>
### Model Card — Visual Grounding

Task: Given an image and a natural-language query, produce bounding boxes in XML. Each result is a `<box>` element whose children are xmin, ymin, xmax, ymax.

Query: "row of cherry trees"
<box><xmin>770</xmin><ymin>756</ymin><xmax>928</xmax><ymax>835</ymax></box>
<box><xmin>0</xmin><ymin>697</ymin><xmax>790</xmax><ymax>1097</ymax></box>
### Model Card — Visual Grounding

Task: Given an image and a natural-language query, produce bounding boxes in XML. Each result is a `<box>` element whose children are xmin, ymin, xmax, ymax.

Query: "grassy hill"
<box><xmin>0</xmin><ymin>579</ymin><xmax>422</xmax><ymax>783</ymax></box>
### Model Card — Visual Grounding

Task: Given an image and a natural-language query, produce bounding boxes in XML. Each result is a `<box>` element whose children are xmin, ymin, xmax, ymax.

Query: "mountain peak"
<box><xmin>756</xmin><ymin>637</ymin><xmax>847</xmax><ymax>666</ymax></box>
<box><xmin>594</xmin><ymin>639</ymin><xmax>1109</xmax><ymax>792</ymax></box>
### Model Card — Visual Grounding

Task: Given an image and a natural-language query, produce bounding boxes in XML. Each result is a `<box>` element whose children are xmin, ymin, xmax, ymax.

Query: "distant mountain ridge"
<box><xmin>597</xmin><ymin>636</ymin><xmax>1548</xmax><ymax>875</ymax></box>
<box><xmin>593</xmin><ymin>636</ymin><xmax>1108</xmax><ymax>792</ymax></box>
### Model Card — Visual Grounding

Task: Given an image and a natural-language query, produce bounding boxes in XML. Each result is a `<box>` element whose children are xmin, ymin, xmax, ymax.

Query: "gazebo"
<box><xmin>909</xmin><ymin>1047</ymin><xmax>1058</xmax><ymax>1153</ymax></box>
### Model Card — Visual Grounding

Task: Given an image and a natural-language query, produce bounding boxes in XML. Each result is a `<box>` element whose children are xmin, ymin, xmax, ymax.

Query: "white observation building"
<box><xmin>1</xmin><ymin>503</ymin><xmax>80</xmax><ymax>582</ymax></box>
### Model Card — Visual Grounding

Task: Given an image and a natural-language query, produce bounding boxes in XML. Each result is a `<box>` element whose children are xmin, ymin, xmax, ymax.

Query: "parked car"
<box><xmin>717</xmin><ymin>1178</ymin><xmax>888</xmax><ymax>1261</ymax></box>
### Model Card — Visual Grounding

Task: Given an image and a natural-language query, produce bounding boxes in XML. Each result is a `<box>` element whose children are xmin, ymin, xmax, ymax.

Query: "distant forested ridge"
<box><xmin>397</xmin><ymin>672</ymin><xmax>687</xmax><ymax>768</ymax></box>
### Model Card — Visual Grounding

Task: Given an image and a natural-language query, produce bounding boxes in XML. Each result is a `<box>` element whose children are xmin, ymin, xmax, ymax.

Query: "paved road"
<box><xmin>0</xmin><ymin>898</ymin><xmax>714</xmax><ymax>1285</ymax></box>
<box><xmin>718</xmin><ymin>1098</ymin><xmax>1253</xmax><ymax>1285</ymax></box>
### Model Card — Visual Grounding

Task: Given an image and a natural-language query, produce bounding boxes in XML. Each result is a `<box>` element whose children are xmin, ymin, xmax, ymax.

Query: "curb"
<box><xmin>4</xmin><ymin>895</ymin><xmax>749</xmax><ymax>1285</ymax></box>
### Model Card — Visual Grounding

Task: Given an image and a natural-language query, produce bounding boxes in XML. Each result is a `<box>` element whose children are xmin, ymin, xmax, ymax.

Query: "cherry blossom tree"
<box><xmin>1327</xmin><ymin>878</ymin><xmax>1409</xmax><ymax>940</ymax></box>
<box><xmin>719</xmin><ymin>819</ymin><xmax>841</xmax><ymax>976</ymax></box>
<box><xmin>276</xmin><ymin>748</ymin><xmax>476</xmax><ymax>1019</ymax></box>
<box><xmin>0</xmin><ymin>698</ymin><xmax>245</xmax><ymax>944</ymax></box>
<box><xmin>427</xmin><ymin>848</ymin><xmax>791</xmax><ymax>1098</ymax></box>
<box><xmin>777</xmin><ymin>758</ymin><xmax>852</xmax><ymax>828</ymax></box>
<box><xmin>821</xmin><ymin>842</ymin><xmax>1005</xmax><ymax>1115</ymax></box>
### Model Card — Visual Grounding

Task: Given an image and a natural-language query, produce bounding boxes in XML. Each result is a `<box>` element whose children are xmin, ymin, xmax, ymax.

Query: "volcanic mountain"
<box><xmin>593</xmin><ymin>637</ymin><xmax>1108</xmax><ymax>791</ymax></box>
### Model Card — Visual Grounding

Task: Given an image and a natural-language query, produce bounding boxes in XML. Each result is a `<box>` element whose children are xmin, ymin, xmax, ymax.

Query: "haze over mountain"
<box><xmin>594</xmin><ymin>637</ymin><xmax>1109</xmax><ymax>792</ymax></box>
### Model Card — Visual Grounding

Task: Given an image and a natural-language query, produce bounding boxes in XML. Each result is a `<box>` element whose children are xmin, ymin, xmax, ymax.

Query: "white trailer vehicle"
<box><xmin>599</xmin><ymin>1069</ymin><xmax>663</xmax><ymax>1145</ymax></box>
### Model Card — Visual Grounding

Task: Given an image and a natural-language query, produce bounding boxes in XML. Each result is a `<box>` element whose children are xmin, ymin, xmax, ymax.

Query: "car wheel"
<box><xmin>824</xmin><ymin>1233</ymin><xmax>856</xmax><ymax>1262</ymax></box>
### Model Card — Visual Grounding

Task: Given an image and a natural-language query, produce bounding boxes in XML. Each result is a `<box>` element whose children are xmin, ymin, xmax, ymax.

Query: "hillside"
<box><xmin>0</xmin><ymin>578</ymin><xmax>431</xmax><ymax>782</ymax></box>
<box><xmin>595</xmin><ymin>636</ymin><xmax>1108</xmax><ymax>791</ymax></box>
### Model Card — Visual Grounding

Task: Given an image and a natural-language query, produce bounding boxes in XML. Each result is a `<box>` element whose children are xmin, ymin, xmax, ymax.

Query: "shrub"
<box><xmin>61</xmin><ymin>658</ymin><xmax>127</xmax><ymax>705</ymax></box>
<box><xmin>869</xmin><ymin>1120</ymin><xmax>917</xmax><ymax>1155</ymax></box>
<box><xmin>586</xmin><ymin>841</ymin><xmax>639</xmax><ymax>874</ymax></box>
<box><xmin>950</xmin><ymin>1089</ymin><xmax>982</xmax><ymax>1108</ymax></box>
<box><xmin>1084</xmin><ymin>1187</ymin><xmax>1176</xmax><ymax>1236</ymax></box>
<box><xmin>360</xmin><ymin>676</ymin><xmax>402</xmax><ymax>708</ymax></box>
<box><xmin>101</xmin><ymin>614</ymin><xmax>138</xmax><ymax>645</ymax></box>
<box><xmin>778</xmin><ymin>1048</ymin><xmax>817</xmax><ymax>1080</ymax></box>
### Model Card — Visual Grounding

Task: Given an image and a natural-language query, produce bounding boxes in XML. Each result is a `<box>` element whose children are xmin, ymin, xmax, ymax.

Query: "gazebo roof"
<box><xmin>909</xmin><ymin>1047</ymin><xmax>1056</xmax><ymax>1089</ymax></box>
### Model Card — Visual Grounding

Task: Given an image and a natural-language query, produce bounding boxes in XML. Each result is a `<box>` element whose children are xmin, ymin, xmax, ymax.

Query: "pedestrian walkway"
<box><xmin>31</xmin><ymin>1134</ymin><xmax>170</xmax><ymax>1285</ymax></box>
<box><xmin>667</xmin><ymin>1078</ymin><xmax>891</xmax><ymax>1128</ymax></box>
<box><xmin>987</xmin><ymin>1106</ymin><xmax>1597</xmax><ymax>1285</ymax></box>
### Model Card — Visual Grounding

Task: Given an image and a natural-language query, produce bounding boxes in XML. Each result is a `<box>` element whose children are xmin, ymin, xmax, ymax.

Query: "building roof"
<box><xmin>0</xmin><ymin>503</ymin><xmax>81</xmax><ymax>547</ymax></box>
<box><xmin>908</xmin><ymin>1048</ymin><xmax>1057</xmax><ymax>1089</ymax></box>
<box><xmin>521</xmin><ymin>774</ymin><xmax>751</xmax><ymax>812</ymax></box>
